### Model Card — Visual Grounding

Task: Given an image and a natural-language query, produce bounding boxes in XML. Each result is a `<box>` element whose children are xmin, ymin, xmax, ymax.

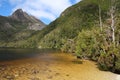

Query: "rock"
<box><xmin>55</xmin><ymin>73</ymin><xmax>60</xmax><ymax>76</ymax></box>
<box><xmin>14</xmin><ymin>74</ymin><xmax>19</xmax><ymax>77</ymax></box>
<box><xmin>11</xmin><ymin>9</ymin><xmax>46</xmax><ymax>30</ymax></box>
<box><xmin>47</xmin><ymin>76</ymin><xmax>53</xmax><ymax>79</ymax></box>
<box><xmin>0</xmin><ymin>67</ymin><xmax>5</xmax><ymax>71</ymax></box>
<box><xmin>48</xmin><ymin>70</ymin><xmax>52</xmax><ymax>72</ymax></box>
<box><xmin>31</xmin><ymin>69</ymin><xmax>39</xmax><ymax>74</ymax></box>
<box><xmin>66</xmin><ymin>74</ymin><xmax>69</xmax><ymax>76</ymax></box>
<box><xmin>29</xmin><ymin>77</ymin><xmax>40</xmax><ymax>80</ymax></box>
<box><xmin>3</xmin><ymin>74</ymin><xmax>15</xmax><ymax>80</ymax></box>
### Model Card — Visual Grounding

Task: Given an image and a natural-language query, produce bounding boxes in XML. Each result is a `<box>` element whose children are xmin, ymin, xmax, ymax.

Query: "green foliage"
<box><xmin>75</xmin><ymin>28</ymin><xmax>101</xmax><ymax>59</ymax></box>
<box><xmin>97</xmin><ymin>45</ymin><xmax>119</xmax><ymax>72</ymax></box>
<box><xmin>74</xmin><ymin>25</ymin><xmax>120</xmax><ymax>73</ymax></box>
<box><xmin>115</xmin><ymin>52</ymin><xmax>120</xmax><ymax>73</ymax></box>
<box><xmin>38</xmin><ymin>1</ymin><xmax>101</xmax><ymax>49</ymax></box>
<box><xmin>61</xmin><ymin>39</ymin><xmax>75</xmax><ymax>53</ymax></box>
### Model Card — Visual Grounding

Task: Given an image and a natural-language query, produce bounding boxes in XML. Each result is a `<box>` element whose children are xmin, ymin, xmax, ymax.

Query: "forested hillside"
<box><xmin>37</xmin><ymin>0</ymin><xmax>120</xmax><ymax>73</ymax></box>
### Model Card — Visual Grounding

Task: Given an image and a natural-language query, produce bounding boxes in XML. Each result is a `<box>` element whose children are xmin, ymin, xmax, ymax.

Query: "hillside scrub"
<box><xmin>38</xmin><ymin>0</ymin><xmax>120</xmax><ymax>73</ymax></box>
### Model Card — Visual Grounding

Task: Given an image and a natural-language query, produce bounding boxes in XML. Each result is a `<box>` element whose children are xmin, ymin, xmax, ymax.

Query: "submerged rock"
<box><xmin>3</xmin><ymin>74</ymin><xmax>15</xmax><ymax>80</ymax></box>
<box><xmin>29</xmin><ymin>77</ymin><xmax>40</xmax><ymax>80</ymax></box>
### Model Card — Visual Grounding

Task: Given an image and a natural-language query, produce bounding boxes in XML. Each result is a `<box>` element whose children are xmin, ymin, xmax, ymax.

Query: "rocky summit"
<box><xmin>10</xmin><ymin>9</ymin><xmax>46</xmax><ymax>30</ymax></box>
<box><xmin>0</xmin><ymin>9</ymin><xmax>45</xmax><ymax>32</ymax></box>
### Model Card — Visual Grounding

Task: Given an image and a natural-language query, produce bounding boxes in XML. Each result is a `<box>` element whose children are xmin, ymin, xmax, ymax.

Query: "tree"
<box><xmin>89</xmin><ymin>0</ymin><xmax>106</xmax><ymax>31</ymax></box>
<box><xmin>109</xmin><ymin>0</ymin><xmax>120</xmax><ymax>46</ymax></box>
<box><xmin>98</xmin><ymin>4</ymin><xmax>102</xmax><ymax>31</ymax></box>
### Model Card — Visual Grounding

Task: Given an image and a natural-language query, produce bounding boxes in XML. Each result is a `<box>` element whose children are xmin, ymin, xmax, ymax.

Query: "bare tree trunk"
<box><xmin>110</xmin><ymin>6</ymin><xmax>115</xmax><ymax>46</ymax></box>
<box><xmin>99</xmin><ymin>5</ymin><xmax>102</xmax><ymax>31</ymax></box>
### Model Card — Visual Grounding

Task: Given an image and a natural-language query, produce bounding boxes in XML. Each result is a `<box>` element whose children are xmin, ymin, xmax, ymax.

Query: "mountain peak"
<box><xmin>11</xmin><ymin>9</ymin><xmax>29</xmax><ymax>21</ymax></box>
<box><xmin>14</xmin><ymin>9</ymin><xmax>24</xmax><ymax>13</ymax></box>
<box><xmin>9</xmin><ymin>8</ymin><xmax>46</xmax><ymax>30</ymax></box>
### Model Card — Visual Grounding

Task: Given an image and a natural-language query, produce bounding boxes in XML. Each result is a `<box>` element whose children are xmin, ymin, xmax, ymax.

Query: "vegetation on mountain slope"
<box><xmin>39</xmin><ymin>0</ymin><xmax>102</xmax><ymax>48</ymax></box>
<box><xmin>0</xmin><ymin>19</ymin><xmax>57</xmax><ymax>48</ymax></box>
<box><xmin>37</xmin><ymin>0</ymin><xmax>120</xmax><ymax>73</ymax></box>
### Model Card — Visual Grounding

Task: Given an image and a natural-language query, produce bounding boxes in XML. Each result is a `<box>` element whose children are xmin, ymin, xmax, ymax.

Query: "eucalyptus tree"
<box><xmin>88</xmin><ymin>0</ymin><xmax>107</xmax><ymax>31</ymax></box>
<box><xmin>108</xmin><ymin>0</ymin><xmax>119</xmax><ymax>46</ymax></box>
<box><xmin>94</xmin><ymin>0</ymin><xmax>119</xmax><ymax>46</ymax></box>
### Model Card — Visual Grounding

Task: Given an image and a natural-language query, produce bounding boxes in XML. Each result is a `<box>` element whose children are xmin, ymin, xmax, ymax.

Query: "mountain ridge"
<box><xmin>0</xmin><ymin>9</ymin><xmax>46</xmax><ymax>41</ymax></box>
<box><xmin>10</xmin><ymin>9</ymin><xmax>46</xmax><ymax>30</ymax></box>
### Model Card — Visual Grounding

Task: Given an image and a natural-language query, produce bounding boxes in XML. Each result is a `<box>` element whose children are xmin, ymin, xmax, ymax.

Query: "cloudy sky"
<box><xmin>0</xmin><ymin>0</ymin><xmax>80</xmax><ymax>24</ymax></box>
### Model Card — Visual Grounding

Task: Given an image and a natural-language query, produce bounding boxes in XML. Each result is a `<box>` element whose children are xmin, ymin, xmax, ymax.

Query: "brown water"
<box><xmin>0</xmin><ymin>49</ymin><xmax>119</xmax><ymax>80</ymax></box>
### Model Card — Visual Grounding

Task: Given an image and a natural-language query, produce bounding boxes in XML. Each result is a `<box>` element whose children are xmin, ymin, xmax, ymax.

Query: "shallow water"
<box><xmin>0</xmin><ymin>49</ymin><xmax>119</xmax><ymax>80</ymax></box>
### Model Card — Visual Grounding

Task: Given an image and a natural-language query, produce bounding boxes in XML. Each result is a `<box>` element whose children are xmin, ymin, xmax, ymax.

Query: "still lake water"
<box><xmin>0</xmin><ymin>48</ymin><xmax>119</xmax><ymax>80</ymax></box>
<box><xmin>0</xmin><ymin>48</ymin><xmax>57</xmax><ymax>61</ymax></box>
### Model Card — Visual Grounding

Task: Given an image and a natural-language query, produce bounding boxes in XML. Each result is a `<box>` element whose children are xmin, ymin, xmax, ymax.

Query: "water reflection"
<box><xmin>0</xmin><ymin>48</ymin><xmax>58</xmax><ymax>61</ymax></box>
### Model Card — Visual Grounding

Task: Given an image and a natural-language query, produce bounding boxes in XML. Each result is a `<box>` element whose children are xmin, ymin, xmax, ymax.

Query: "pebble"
<box><xmin>31</xmin><ymin>69</ymin><xmax>39</xmax><ymax>74</ymax></box>
<box><xmin>3</xmin><ymin>74</ymin><xmax>15</xmax><ymax>80</ymax></box>
<box><xmin>29</xmin><ymin>77</ymin><xmax>40</xmax><ymax>80</ymax></box>
<box><xmin>66</xmin><ymin>74</ymin><xmax>69</xmax><ymax>76</ymax></box>
<box><xmin>55</xmin><ymin>73</ymin><xmax>60</xmax><ymax>76</ymax></box>
<box><xmin>47</xmin><ymin>76</ymin><xmax>53</xmax><ymax>79</ymax></box>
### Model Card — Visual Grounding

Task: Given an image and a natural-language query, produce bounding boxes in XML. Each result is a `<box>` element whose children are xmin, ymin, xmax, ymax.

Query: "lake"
<box><xmin>0</xmin><ymin>48</ymin><xmax>119</xmax><ymax>80</ymax></box>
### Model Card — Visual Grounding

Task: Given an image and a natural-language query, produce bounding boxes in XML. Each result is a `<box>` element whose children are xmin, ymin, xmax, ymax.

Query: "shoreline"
<box><xmin>0</xmin><ymin>53</ymin><xmax>118</xmax><ymax>80</ymax></box>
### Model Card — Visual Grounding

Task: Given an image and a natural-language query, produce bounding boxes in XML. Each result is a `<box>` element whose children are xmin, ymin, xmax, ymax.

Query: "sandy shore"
<box><xmin>0</xmin><ymin>53</ymin><xmax>118</xmax><ymax>80</ymax></box>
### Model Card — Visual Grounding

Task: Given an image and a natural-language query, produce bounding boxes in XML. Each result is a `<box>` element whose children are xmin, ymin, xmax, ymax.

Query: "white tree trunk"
<box><xmin>99</xmin><ymin>5</ymin><xmax>102</xmax><ymax>31</ymax></box>
<box><xmin>110</xmin><ymin>6</ymin><xmax>115</xmax><ymax>45</ymax></box>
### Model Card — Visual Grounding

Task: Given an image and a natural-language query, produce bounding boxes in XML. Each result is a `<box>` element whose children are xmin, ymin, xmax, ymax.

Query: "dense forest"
<box><xmin>0</xmin><ymin>0</ymin><xmax>120</xmax><ymax>73</ymax></box>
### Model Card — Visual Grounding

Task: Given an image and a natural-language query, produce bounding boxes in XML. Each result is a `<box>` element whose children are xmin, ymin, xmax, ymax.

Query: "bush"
<box><xmin>75</xmin><ymin>28</ymin><xmax>100</xmax><ymax>59</ymax></box>
<box><xmin>98</xmin><ymin>45</ymin><xmax>120</xmax><ymax>72</ymax></box>
<box><xmin>61</xmin><ymin>39</ymin><xmax>76</xmax><ymax>53</ymax></box>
